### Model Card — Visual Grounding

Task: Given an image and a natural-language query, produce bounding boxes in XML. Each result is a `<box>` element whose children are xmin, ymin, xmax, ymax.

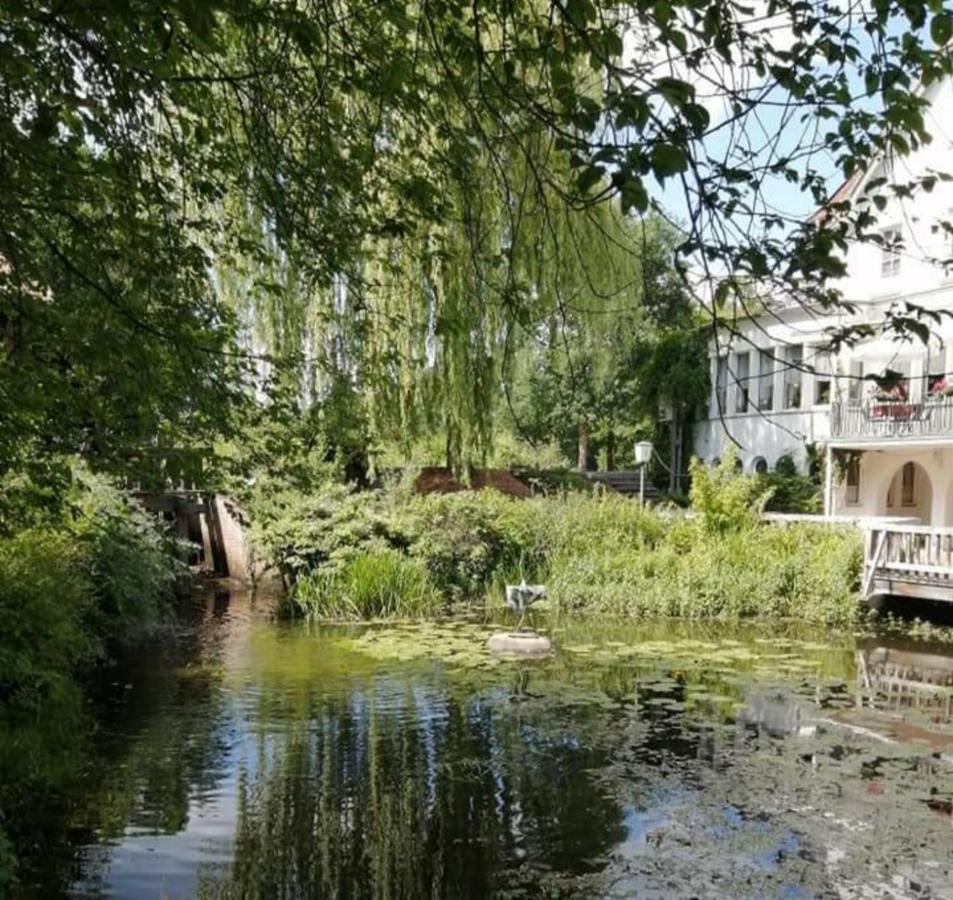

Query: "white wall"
<box><xmin>831</xmin><ymin>447</ymin><xmax>953</xmax><ymax>526</ymax></box>
<box><xmin>695</xmin><ymin>75</ymin><xmax>953</xmax><ymax>477</ymax></box>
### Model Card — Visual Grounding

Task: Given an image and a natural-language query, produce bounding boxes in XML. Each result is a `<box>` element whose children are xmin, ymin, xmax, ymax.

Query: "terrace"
<box><xmin>830</xmin><ymin>397</ymin><xmax>953</xmax><ymax>441</ymax></box>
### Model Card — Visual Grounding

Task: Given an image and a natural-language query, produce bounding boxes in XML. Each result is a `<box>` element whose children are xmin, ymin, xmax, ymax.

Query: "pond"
<box><xmin>3</xmin><ymin>589</ymin><xmax>953</xmax><ymax>898</ymax></box>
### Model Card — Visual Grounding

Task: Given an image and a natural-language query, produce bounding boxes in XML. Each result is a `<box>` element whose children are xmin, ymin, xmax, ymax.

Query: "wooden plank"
<box><xmin>872</xmin><ymin>578</ymin><xmax>953</xmax><ymax>602</ymax></box>
<box><xmin>880</xmin><ymin>561</ymin><xmax>953</xmax><ymax>576</ymax></box>
<box><xmin>865</xmin><ymin>524</ymin><xmax>953</xmax><ymax>537</ymax></box>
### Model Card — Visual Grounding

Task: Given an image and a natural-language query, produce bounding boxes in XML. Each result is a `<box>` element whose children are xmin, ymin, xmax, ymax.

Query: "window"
<box><xmin>783</xmin><ymin>344</ymin><xmax>803</xmax><ymax>409</ymax></box>
<box><xmin>845</xmin><ymin>456</ymin><xmax>860</xmax><ymax>505</ymax></box>
<box><xmin>715</xmin><ymin>356</ymin><xmax>728</xmax><ymax>413</ymax></box>
<box><xmin>881</xmin><ymin>227</ymin><xmax>901</xmax><ymax>278</ymax></box>
<box><xmin>753</xmin><ymin>457</ymin><xmax>768</xmax><ymax>475</ymax></box>
<box><xmin>813</xmin><ymin>350</ymin><xmax>832</xmax><ymax>405</ymax></box>
<box><xmin>901</xmin><ymin>462</ymin><xmax>916</xmax><ymax>506</ymax></box>
<box><xmin>735</xmin><ymin>352</ymin><xmax>750</xmax><ymax>413</ymax></box>
<box><xmin>758</xmin><ymin>349</ymin><xmax>775</xmax><ymax>411</ymax></box>
<box><xmin>926</xmin><ymin>360</ymin><xmax>946</xmax><ymax>399</ymax></box>
<box><xmin>847</xmin><ymin>360</ymin><xmax>864</xmax><ymax>404</ymax></box>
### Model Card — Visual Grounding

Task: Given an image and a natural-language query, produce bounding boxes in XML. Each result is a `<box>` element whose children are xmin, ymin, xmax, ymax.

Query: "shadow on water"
<box><xmin>2</xmin><ymin>590</ymin><xmax>953</xmax><ymax>898</ymax></box>
<box><xmin>867</xmin><ymin>592</ymin><xmax>953</xmax><ymax>626</ymax></box>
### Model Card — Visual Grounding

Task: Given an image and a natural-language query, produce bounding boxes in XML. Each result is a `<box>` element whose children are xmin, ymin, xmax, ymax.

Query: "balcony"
<box><xmin>831</xmin><ymin>398</ymin><xmax>953</xmax><ymax>441</ymax></box>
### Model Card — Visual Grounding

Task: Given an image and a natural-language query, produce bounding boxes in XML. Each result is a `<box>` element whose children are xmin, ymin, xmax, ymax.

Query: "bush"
<box><xmin>0</xmin><ymin>465</ymin><xmax>182</xmax><ymax>706</ymax></box>
<box><xmin>263</xmin><ymin>458</ymin><xmax>861</xmax><ymax>625</ymax></box>
<box><xmin>0</xmin><ymin>529</ymin><xmax>97</xmax><ymax>705</ymax></box>
<box><xmin>247</xmin><ymin>481</ymin><xmax>392</xmax><ymax>585</ymax></box>
<box><xmin>689</xmin><ymin>452</ymin><xmax>768</xmax><ymax>535</ymax></box>
<box><xmin>758</xmin><ymin>472</ymin><xmax>822</xmax><ymax>513</ymax></box>
<box><xmin>67</xmin><ymin>467</ymin><xmax>182</xmax><ymax>638</ymax></box>
<box><xmin>403</xmin><ymin>491</ymin><xmax>541</xmax><ymax>597</ymax></box>
<box><xmin>293</xmin><ymin>549</ymin><xmax>438</xmax><ymax>620</ymax></box>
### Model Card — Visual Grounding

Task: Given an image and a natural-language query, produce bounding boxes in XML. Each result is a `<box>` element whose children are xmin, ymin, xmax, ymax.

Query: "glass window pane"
<box><xmin>735</xmin><ymin>352</ymin><xmax>750</xmax><ymax>413</ymax></box>
<box><xmin>784</xmin><ymin>345</ymin><xmax>802</xmax><ymax>409</ymax></box>
<box><xmin>758</xmin><ymin>349</ymin><xmax>774</xmax><ymax>411</ymax></box>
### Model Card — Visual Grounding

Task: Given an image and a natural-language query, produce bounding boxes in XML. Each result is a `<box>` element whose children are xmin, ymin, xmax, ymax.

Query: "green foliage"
<box><xmin>293</xmin><ymin>549</ymin><xmax>439</xmax><ymax>621</ymax></box>
<box><xmin>758</xmin><ymin>473</ymin><xmax>822</xmax><ymax>514</ymax></box>
<box><xmin>548</xmin><ymin>518</ymin><xmax>859</xmax><ymax>625</ymax></box>
<box><xmin>0</xmin><ymin>528</ymin><xmax>96</xmax><ymax>706</ymax></box>
<box><xmin>774</xmin><ymin>454</ymin><xmax>798</xmax><ymax>477</ymax></box>
<box><xmin>67</xmin><ymin>468</ymin><xmax>182</xmax><ymax>637</ymax></box>
<box><xmin>689</xmin><ymin>452</ymin><xmax>769</xmax><ymax>535</ymax></box>
<box><xmin>247</xmin><ymin>481</ymin><xmax>393</xmax><ymax>585</ymax></box>
<box><xmin>404</xmin><ymin>492</ymin><xmax>541</xmax><ymax>598</ymax></box>
<box><xmin>268</xmin><ymin>473</ymin><xmax>859</xmax><ymax>625</ymax></box>
<box><xmin>0</xmin><ymin>465</ymin><xmax>180</xmax><ymax>709</ymax></box>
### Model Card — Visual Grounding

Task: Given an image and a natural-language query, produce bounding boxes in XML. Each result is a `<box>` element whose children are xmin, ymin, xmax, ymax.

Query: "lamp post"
<box><xmin>634</xmin><ymin>440</ymin><xmax>654</xmax><ymax>508</ymax></box>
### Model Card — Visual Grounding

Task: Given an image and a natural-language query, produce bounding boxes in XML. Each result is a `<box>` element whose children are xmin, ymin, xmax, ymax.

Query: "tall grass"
<box><xmin>270</xmin><ymin>454</ymin><xmax>862</xmax><ymax>625</ymax></box>
<box><xmin>293</xmin><ymin>549</ymin><xmax>439</xmax><ymax>620</ymax></box>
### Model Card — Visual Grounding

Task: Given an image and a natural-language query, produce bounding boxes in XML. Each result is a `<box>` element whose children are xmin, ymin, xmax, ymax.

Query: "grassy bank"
<box><xmin>258</xmin><ymin>457</ymin><xmax>861</xmax><ymax>626</ymax></box>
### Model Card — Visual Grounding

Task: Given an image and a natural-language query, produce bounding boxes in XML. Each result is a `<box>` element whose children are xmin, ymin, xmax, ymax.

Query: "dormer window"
<box><xmin>881</xmin><ymin>227</ymin><xmax>901</xmax><ymax>278</ymax></box>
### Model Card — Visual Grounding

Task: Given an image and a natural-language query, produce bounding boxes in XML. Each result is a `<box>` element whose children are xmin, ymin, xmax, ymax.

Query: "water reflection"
<box><xmin>857</xmin><ymin>636</ymin><xmax>953</xmax><ymax>721</ymax></box>
<box><xmin>2</xmin><ymin>592</ymin><xmax>953</xmax><ymax>898</ymax></box>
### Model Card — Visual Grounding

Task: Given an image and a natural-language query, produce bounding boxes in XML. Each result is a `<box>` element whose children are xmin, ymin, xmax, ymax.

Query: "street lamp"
<box><xmin>634</xmin><ymin>440</ymin><xmax>654</xmax><ymax>508</ymax></box>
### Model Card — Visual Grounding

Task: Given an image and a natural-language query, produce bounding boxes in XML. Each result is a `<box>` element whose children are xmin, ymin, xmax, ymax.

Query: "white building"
<box><xmin>694</xmin><ymin>77</ymin><xmax>953</xmax><ymax>526</ymax></box>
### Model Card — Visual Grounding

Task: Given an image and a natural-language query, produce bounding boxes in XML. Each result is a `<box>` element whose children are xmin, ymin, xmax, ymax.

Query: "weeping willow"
<box><xmin>215</xmin><ymin>135</ymin><xmax>673</xmax><ymax>473</ymax></box>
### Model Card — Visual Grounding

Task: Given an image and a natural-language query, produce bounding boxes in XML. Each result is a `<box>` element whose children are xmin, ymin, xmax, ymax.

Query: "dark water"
<box><xmin>3</xmin><ymin>591</ymin><xmax>953</xmax><ymax>899</ymax></box>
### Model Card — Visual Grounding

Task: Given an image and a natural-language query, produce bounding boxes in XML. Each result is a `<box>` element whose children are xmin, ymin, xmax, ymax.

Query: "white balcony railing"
<box><xmin>831</xmin><ymin>398</ymin><xmax>953</xmax><ymax>440</ymax></box>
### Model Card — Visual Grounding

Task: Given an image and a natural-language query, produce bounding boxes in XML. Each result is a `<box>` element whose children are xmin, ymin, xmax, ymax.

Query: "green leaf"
<box><xmin>619</xmin><ymin>177</ymin><xmax>649</xmax><ymax>214</ymax></box>
<box><xmin>651</xmin><ymin>144</ymin><xmax>689</xmax><ymax>179</ymax></box>
<box><xmin>931</xmin><ymin>12</ymin><xmax>951</xmax><ymax>45</ymax></box>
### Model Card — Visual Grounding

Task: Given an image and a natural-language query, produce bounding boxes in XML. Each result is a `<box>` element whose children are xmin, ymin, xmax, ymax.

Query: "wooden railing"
<box><xmin>831</xmin><ymin>398</ymin><xmax>953</xmax><ymax>440</ymax></box>
<box><xmin>863</xmin><ymin>524</ymin><xmax>953</xmax><ymax>600</ymax></box>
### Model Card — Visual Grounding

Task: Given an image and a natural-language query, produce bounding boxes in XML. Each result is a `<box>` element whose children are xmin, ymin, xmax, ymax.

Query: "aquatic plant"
<box><xmin>294</xmin><ymin>549</ymin><xmax>440</xmax><ymax>620</ymax></box>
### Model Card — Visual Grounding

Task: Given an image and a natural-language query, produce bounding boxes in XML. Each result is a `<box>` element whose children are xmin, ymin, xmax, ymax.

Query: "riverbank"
<box><xmin>256</xmin><ymin>459</ymin><xmax>862</xmax><ymax>626</ymax></box>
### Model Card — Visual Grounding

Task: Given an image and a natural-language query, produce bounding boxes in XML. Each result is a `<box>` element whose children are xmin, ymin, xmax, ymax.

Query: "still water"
<box><xmin>4</xmin><ymin>590</ymin><xmax>953</xmax><ymax>899</ymax></box>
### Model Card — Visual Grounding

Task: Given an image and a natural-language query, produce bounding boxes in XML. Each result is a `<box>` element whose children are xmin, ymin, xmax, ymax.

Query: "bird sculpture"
<box><xmin>504</xmin><ymin>580</ymin><xmax>547</xmax><ymax>630</ymax></box>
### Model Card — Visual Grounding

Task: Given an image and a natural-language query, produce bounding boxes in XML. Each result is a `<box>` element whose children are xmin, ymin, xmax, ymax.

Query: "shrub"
<box><xmin>689</xmin><ymin>452</ymin><xmax>768</xmax><ymax>535</ymax></box>
<box><xmin>293</xmin><ymin>548</ymin><xmax>438</xmax><ymax>620</ymax></box>
<box><xmin>758</xmin><ymin>472</ymin><xmax>822</xmax><ymax>513</ymax></box>
<box><xmin>264</xmin><ymin>462</ymin><xmax>861</xmax><ymax>625</ymax></box>
<box><xmin>0</xmin><ymin>529</ymin><xmax>97</xmax><ymax>705</ymax></box>
<box><xmin>774</xmin><ymin>453</ymin><xmax>798</xmax><ymax>476</ymax></box>
<box><xmin>402</xmin><ymin>491</ymin><xmax>541</xmax><ymax>597</ymax></box>
<box><xmin>67</xmin><ymin>467</ymin><xmax>182</xmax><ymax>638</ymax></box>
<box><xmin>247</xmin><ymin>481</ymin><xmax>393</xmax><ymax>585</ymax></box>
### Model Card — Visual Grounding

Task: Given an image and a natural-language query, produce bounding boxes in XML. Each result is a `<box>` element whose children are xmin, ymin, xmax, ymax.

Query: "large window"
<box><xmin>758</xmin><ymin>349</ymin><xmax>774</xmax><ymax>411</ymax></box>
<box><xmin>735</xmin><ymin>352</ymin><xmax>750</xmax><ymax>413</ymax></box>
<box><xmin>783</xmin><ymin>344</ymin><xmax>803</xmax><ymax>409</ymax></box>
<box><xmin>845</xmin><ymin>456</ymin><xmax>860</xmax><ymax>505</ymax></box>
<box><xmin>847</xmin><ymin>360</ymin><xmax>864</xmax><ymax>404</ymax></box>
<box><xmin>881</xmin><ymin>227</ymin><xmax>901</xmax><ymax>278</ymax></box>
<box><xmin>901</xmin><ymin>462</ymin><xmax>916</xmax><ymax>506</ymax></box>
<box><xmin>715</xmin><ymin>355</ymin><xmax>728</xmax><ymax>413</ymax></box>
<box><xmin>813</xmin><ymin>350</ymin><xmax>832</xmax><ymax>405</ymax></box>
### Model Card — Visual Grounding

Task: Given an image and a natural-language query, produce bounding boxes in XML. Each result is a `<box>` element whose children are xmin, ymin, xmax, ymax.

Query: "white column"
<box><xmin>824</xmin><ymin>444</ymin><xmax>835</xmax><ymax>518</ymax></box>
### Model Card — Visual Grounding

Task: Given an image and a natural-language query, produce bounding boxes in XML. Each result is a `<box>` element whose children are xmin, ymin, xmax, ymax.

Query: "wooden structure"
<box><xmin>584</xmin><ymin>470</ymin><xmax>660</xmax><ymax>501</ymax></box>
<box><xmin>863</xmin><ymin>523</ymin><xmax>953</xmax><ymax>602</ymax></box>
<box><xmin>856</xmin><ymin>640</ymin><xmax>953</xmax><ymax>720</ymax></box>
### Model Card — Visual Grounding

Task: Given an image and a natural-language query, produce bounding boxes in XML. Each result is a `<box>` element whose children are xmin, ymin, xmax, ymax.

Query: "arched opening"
<box><xmin>753</xmin><ymin>456</ymin><xmax>768</xmax><ymax>475</ymax></box>
<box><xmin>882</xmin><ymin>461</ymin><xmax>933</xmax><ymax>524</ymax></box>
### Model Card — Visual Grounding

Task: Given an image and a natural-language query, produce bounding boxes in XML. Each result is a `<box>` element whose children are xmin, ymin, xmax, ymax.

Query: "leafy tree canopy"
<box><xmin>2</xmin><ymin>0</ymin><xmax>950</xmax><ymax>474</ymax></box>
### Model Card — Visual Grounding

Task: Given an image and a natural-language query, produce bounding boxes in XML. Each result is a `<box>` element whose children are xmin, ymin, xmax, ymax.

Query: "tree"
<box><xmin>2</xmin><ymin>1</ymin><xmax>950</xmax><ymax>477</ymax></box>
